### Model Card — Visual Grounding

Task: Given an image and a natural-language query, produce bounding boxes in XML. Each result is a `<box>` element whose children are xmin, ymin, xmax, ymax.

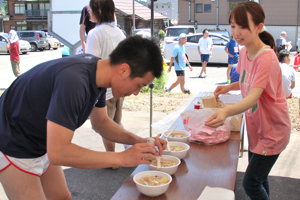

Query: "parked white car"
<box><xmin>0</xmin><ymin>33</ymin><xmax>31</xmax><ymax>54</ymax></box>
<box><xmin>163</xmin><ymin>32</ymin><xmax>229</xmax><ymax>64</ymax></box>
<box><xmin>45</xmin><ymin>35</ymin><xmax>60</xmax><ymax>50</ymax></box>
<box><xmin>162</xmin><ymin>25</ymin><xmax>196</xmax><ymax>52</ymax></box>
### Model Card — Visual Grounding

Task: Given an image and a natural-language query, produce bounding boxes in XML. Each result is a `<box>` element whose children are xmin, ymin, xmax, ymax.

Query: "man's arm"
<box><xmin>47</xmin><ymin>119</ymin><xmax>161</xmax><ymax>169</ymax></box>
<box><xmin>90</xmin><ymin>107</ymin><xmax>167</xmax><ymax>154</ymax></box>
<box><xmin>168</xmin><ymin>57</ymin><xmax>175</xmax><ymax>72</ymax></box>
<box><xmin>80</xmin><ymin>24</ymin><xmax>87</xmax><ymax>53</ymax></box>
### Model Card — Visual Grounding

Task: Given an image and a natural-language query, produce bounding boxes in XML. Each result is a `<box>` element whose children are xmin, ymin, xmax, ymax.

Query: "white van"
<box><xmin>162</xmin><ymin>25</ymin><xmax>196</xmax><ymax>52</ymax></box>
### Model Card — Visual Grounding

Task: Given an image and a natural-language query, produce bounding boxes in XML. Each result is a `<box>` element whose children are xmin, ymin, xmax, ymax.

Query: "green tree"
<box><xmin>0</xmin><ymin>1</ymin><xmax>8</xmax><ymax>15</ymax></box>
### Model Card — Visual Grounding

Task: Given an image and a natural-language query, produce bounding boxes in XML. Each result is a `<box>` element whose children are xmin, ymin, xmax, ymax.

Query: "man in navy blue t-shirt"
<box><xmin>0</xmin><ymin>36</ymin><xmax>167</xmax><ymax>199</ymax></box>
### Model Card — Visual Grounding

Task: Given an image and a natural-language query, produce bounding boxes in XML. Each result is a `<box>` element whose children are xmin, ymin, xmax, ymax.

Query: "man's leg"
<box><xmin>169</xmin><ymin>77</ymin><xmax>180</xmax><ymax>91</ymax></box>
<box><xmin>178</xmin><ymin>76</ymin><xmax>186</xmax><ymax>93</ymax></box>
<box><xmin>0</xmin><ymin>165</ymin><xmax>46</xmax><ymax>200</ymax></box>
<box><xmin>41</xmin><ymin>164</ymin><xmax>72</xmax><ymax>200</ymax></box>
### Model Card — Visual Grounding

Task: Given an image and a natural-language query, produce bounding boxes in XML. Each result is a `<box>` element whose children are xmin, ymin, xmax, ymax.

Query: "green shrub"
<box><xmin>158</xmin><ymin>29</ymin><xmax>166</xmax><ymax>41</ymax></box>
<box><xmin>141</xmin><ymin>62</ymin><xmax>169</xmax><ymax>93</ymax></box>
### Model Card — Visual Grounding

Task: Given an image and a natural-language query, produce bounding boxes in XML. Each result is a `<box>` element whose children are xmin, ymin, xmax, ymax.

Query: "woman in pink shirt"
<box><xmin>206</xmin><ymin>2</ymin><xmax>291</xmax><ymax>200</ymax></box>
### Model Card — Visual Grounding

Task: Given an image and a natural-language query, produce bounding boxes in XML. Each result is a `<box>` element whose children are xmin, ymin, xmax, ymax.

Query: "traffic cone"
<box><xmin>294</xmin><ymin>53</ymin><xmax>300</xmax><ymax>66</ymax></box>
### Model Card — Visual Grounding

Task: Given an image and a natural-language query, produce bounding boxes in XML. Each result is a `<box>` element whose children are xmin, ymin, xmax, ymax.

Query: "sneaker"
<box><xmin>165</xmin><ymin>88</ymin><xmax>171</xmax><ymax>92</ymax></box>
<box><xmin>227</xmin><ymin>79</ymin><xmax>231</xmax><ymax>84</ymax></box>
<box><xmin>184</xmin><ymin>89</ymin><xmax>191</xmax><ymax>94</ymax></box>
<box><xmin>203</xmin><ymin>74</ymin><xmax>207</xmax><ymax>78</ymax></box>
<box><xmin>199</xmin><ymin>75</ymin><xmax>203</xmax><ymax>78</ymax></box>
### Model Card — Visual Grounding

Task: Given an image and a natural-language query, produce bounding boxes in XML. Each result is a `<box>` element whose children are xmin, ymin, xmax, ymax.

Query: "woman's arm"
<box><xmin>206</xmin><ymin>87</ymin><xmax>264</xmax><ymax>128</ymax></box>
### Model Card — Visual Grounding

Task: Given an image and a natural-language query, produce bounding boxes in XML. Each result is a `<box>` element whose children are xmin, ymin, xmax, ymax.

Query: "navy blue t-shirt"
<box><xmin>0</xmin><ymin>54</ymin><xmax>106</xmax><ymax>158</ymax></box>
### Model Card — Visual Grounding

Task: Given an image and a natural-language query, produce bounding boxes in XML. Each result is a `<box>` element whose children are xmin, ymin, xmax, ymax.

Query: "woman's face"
<box><xmin>230</xmin><ymin>12</ymin><xmax>262</xmax><ymax>47</ymax></box>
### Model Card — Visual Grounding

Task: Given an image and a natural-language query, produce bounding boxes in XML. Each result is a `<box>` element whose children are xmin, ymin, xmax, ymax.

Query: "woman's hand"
<box><xmin>214</xmin><ymin>85</ymin><xmax>230</xmax><ymax>100</ymax></box>
<box><xmin>205</xmin><ymin>108</ymin><xmax>229</xmax><ymax>128</ymax></box>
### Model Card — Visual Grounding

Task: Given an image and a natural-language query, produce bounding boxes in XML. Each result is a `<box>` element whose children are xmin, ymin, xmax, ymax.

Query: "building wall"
<box><xmin>178</xmin><ymin>0</ymin><xmax>300</xmax><ymax>50</ymax></box>
<box><xmin>4</xmin><ymin>0</ymin><xmax>49</xmax><ymax>32</ymax></box>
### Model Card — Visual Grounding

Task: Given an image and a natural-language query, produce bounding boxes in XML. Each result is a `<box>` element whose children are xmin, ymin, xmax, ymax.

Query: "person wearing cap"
<box><xmin>198</xmin><ymin>29</ymin><xmax>213</xmax><ymax>78</ymax></box>
<box><xmin>276</xmin><ymin>31</ymin><xmax>292</xmax><ymax>52</ymax></box>
<box><xmin>8</xmin><ymin>29</ymin><xmax>21</xmax><ymax>77</ymax></box>
<box><xmin>166</xmin><ymin>33</ymin><xmax>193</xmax><ymax>94</ymax></box>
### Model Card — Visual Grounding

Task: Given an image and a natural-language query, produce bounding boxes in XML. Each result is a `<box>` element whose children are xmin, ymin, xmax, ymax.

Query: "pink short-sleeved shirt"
<box><xmin>236</xmin><ymin>46</ymin><xmax>291</xmax><ymax>156</ymax></box>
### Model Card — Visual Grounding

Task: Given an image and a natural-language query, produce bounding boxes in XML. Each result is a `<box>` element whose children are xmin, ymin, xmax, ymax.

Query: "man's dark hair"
<box><xmin>89</xmin><ymin>0</ymin><xmax>115</xmax><ymax>24</ymax></box>
<box><xmin>110</xmin><ymin>36</ymin><xmax>163</xmax><ymax>79</ymax></box>
<box><xmin>278</xmin><ymin>49</ymin><xmax>290</xmax><ymax>63</ymax></box>
<box><xmin>203</xmin><ymin>29</ymin><xmax>208</xmax><ymax>34</ymax></box>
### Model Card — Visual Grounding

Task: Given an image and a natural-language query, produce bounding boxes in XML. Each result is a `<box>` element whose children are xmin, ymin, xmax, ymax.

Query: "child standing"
<box><xmin>205</xmin><ymin>2</ymin><xmax>291</xmax><ymax>200</ymax></box>
<box><xmin>224</xmin><ymin>36</ymin><xmax>239</xmax><ymax>83</ymax></box>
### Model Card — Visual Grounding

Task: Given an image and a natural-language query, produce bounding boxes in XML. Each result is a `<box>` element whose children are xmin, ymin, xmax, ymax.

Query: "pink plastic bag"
<box><xmin>180</xmin><ymin>108</ymin><xmax>232</xmax><ymax>144</ymax></box>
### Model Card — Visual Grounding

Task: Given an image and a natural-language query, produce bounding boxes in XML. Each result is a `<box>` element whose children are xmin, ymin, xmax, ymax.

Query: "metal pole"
<box><xmin>133</xmin><ymin>0</ymin><xmax>135</xmax><ymax>31</ymax></box>
<box><xmin>149</xmin><ymin>82</ymin><xmax>155</xmax><ymax>137</ymax></box>
<box><xmin>150</xmin><ymin>0</ymin><xmax>154</xmax><ymax>40</ymax></box>
<box><xmin>216</xmin><ymin>0</ymin><xmax>219</xmax><ymax>29</ymax></box>
<box><xmin>149</xmin><ymin>0</ymin><xmax>155</xmax><ymax>137</ymax></box>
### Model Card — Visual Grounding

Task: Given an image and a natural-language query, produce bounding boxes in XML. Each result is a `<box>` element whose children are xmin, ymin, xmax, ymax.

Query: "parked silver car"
<box><xmin>17</xmin><ymin>31</ymin><xmax>48</xmax><ymax>52</ymax></box>
<box><xmin>163</xmin><ymin>32</ymin><xmax>229</xmax><ymax>64</ymax></box>
<box><xmin>0</xmin><ymin>33</ymin><xmax>31</xmax><ymax>54</ymax></box>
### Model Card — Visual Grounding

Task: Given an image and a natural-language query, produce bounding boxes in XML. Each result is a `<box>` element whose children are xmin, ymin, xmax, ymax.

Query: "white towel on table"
<box><xmin>198</xmin><ymin>186</ymin><xmax>235</xmax><ymax>200</ymax></box>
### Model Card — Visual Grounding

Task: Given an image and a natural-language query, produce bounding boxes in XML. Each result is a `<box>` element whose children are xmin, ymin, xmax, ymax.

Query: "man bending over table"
<box><xmin>0</xmin><ymin>36</ymin><xmax>167</xmax><ymax>200</ymax></box>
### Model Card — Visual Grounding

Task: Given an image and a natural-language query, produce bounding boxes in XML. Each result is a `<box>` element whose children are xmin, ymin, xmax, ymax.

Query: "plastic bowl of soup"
<box><xmin>133</xmin><ymin>170</ymin><xmax>172</xmax><ymax>197</ymax></box>
<box><xmin>149</xmin><ymin>155</ymin><xmax>181</xmax><ymax>175</ymax></box>
<box><xmin>164</xmin><ymin>130</ymin><xmax>191</xmax><ymax>143</ymax></box>
<box><xmin>163</xmin><ymin>141</ymin><xmax>190</xmax><ymax>159</ymax></box>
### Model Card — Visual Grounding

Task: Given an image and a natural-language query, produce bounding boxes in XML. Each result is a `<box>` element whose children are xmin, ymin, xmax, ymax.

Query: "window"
<box><xmin>204</xmin><ymin>4</ymin><xmax>211</xmax><ymax>13</ymax></box>
<box><xmin>230</xmin><ymin>3</ymin><xmax>238</xmax><ymax>11</ymax></box>
<box><xmin>14</xmin><ymin>4</ymin><xmax>25</xmax><ymax>14</ymax></box>
<box><xmin>196</xmin><ymin>4</ymin><xmax>203</xmax><ymax>13</ymax></box>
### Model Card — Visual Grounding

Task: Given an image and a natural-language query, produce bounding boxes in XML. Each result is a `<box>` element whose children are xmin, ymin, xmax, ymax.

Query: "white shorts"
<box><xmin>0</xmin><ymin>151</ymin><xmax>51</xmax><ymax>177</ymax></box>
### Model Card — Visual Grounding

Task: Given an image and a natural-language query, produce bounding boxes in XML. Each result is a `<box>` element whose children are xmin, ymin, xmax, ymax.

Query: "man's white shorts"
<box><xmin>0</xmin><ymin>151</ymin><xmax>50</xmax><ymax>177</ymax></box>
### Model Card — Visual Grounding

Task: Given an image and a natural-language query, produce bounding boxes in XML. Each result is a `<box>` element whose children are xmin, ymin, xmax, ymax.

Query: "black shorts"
<box><xmin>176</xmin><ymin>70</ymin><xmax>185</xmax><ymax>76</ymax></box>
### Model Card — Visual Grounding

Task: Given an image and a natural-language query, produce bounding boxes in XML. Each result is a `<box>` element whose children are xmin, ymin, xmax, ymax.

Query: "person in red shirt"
<box><xmin>9</xmin><ymin>29</ymin><xmax>21</xmax><ymax>77</ymax></box>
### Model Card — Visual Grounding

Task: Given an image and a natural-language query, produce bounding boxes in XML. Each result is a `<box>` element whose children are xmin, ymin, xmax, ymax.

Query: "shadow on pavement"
<box><xmin>235</xmin><ymin>172</ymin><xmax>300</xmax><ymax>200</ymax></box>
<box><xmin>64</xmin><ymin>167</ymin><xmax>136</xmax><ymax>200</ymax></box>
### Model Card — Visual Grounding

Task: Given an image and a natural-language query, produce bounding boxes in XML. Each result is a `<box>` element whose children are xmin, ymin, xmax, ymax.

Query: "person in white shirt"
<box><xmin>278</xmin><ymin>49</ymin><xmax>296</xmax><ymax>98</ymax></box>
<box><xmin>276</xmin><ymin>31</ymin><xmax>292</xmax><ymax>52</ymax></box>
<box><xmin>197</xmin><ymin>29</ymin><xmax>213</xmax><ymax>78</ymax></box>
<box><xmin>86</xmin><ymin>0</ymin><xmax>126</xmax><ymax>159</ymax></box>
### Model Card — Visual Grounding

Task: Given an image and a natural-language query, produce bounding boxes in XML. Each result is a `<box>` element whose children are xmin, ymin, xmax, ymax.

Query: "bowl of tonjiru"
<box><xmin>163</xmin><ymin>141</ymin><xmax>190</xmax><ymax>159</ymax></box>
<box><xmin>164</xmin><ymin>130</ymin><xmax>191</xmax><ymax>143</ymax></box>
<box><xmin>133</xmin><ymin>170</ymin><xmax>172</xmax><ymax>197</ymax></box>
<box><xmin>149</xmin><ymin>155</ymin><xmax>181</xmax><ymax>175</ymax></box>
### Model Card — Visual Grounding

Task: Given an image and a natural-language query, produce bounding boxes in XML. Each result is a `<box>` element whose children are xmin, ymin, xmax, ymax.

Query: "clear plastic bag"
<box><xmin>180</xmin><ymin>108</ymin><xmax>232</xmax><ymax>144</ymax></box>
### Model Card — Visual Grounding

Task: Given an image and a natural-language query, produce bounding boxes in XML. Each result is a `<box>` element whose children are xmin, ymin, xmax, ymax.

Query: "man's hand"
<box><xmin>153</xmin><ymin>136</ymin><xmax>167</xmax><ymax>156</ymax></box>
<box><xmin>120</xmin><ymin>143</ymin><xmax>159</xmax><ymax>167</ymax></box>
